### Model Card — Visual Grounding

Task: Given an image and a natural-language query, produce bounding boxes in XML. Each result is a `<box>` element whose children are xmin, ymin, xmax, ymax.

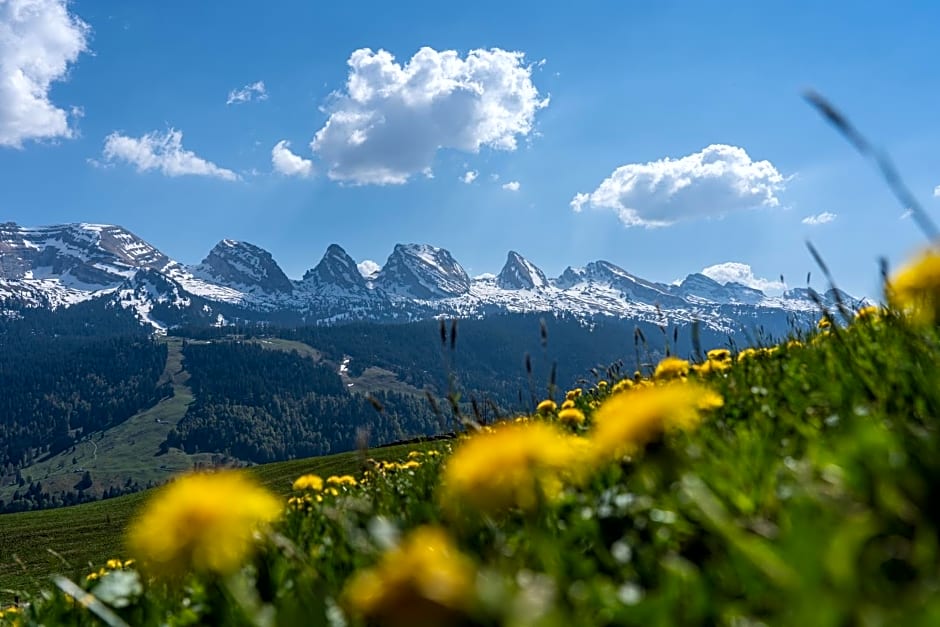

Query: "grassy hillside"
<box><xmin>0</xmin><ymin>338</ymin><xmax>213</xmax><ymax>506</ymax></box>
<box><xmin>0</xmin><ymin>441</ymin><xmax>428</xmax><ymax>602</ymax></box>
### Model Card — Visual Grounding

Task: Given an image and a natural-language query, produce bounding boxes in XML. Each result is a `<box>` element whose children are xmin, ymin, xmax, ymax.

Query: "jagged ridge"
<box><xmin>0</xmin><ymin>222</ymin><xmax>867</xmax><ymax>333</ymax></box>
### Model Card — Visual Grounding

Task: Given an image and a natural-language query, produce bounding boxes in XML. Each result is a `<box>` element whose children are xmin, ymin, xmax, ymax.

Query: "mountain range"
<box><xmin>0</xmin><ymin>222</ymin><xmax>860</xmax><ymax>333</ymax></box>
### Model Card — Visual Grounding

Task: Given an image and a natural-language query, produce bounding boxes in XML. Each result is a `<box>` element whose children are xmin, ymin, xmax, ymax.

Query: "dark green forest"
<box><xmin>0</xmin><ymin>302</ymin><xmax>167</xmax><ymax>471</ymax></box>
<box><xmin>167</xmin><ymin>341</ymin><xmax>443</xmax><ymax>463</ymax></box>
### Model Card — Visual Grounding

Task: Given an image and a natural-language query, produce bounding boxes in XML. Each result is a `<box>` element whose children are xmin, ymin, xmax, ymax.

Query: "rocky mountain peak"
<box><xmin>375</xmin><ymin>243</ymin><xmax>470</xmax><ymax>299</ymax></box>
<box><xmin>193</xmin><ymin>240</ymin><xmax>293</xmax><ymax>293</ymax></box>
<box><xmin>497</xmin><ymin>251</ymin><xmax>548</xmax><ymax>290</ymax></box>
<box><xmin>302</xmin><ymin>244</ymin><xmax>367</xmax><ymax>290</ymax></box>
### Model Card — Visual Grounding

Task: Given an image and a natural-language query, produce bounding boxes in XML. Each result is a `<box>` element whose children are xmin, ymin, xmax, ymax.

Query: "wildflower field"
<box><xmin>3</xmin><ymin>251</ymin><xmax>940</xmax><ymax>626</ymax></box>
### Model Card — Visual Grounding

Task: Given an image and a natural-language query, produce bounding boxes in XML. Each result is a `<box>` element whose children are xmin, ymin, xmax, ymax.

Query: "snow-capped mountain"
<box><xmin>192</xmin><ymin>240</ymin><xmax>294</xmax><ymax>294</ymax></box>
<box><xmin>672</xmin><ymin>273</ymin><xmax>765</xmax><ymax>305</ymax></box>
<box><xmin>0</xmin><ymin>222</ymin><xmax>865</xmax><ymax>334</ymax></box>
<box><xmin>302</xmin><ymin>245</ymin><xmax>368</xmax><ymax>292</ymax></box>
<box><xmin>374</xmin><ymin>244</ymin><xmax>471</xmax><ymax>299</ymax></box>
<box><xmin>497</xmin><ymin>251</ymin><xmax>548</xmax><ymax>290</ymax></box>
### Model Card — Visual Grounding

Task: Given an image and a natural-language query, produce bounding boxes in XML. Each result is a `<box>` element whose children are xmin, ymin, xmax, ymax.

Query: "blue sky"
<box><xmin>2</xmin><ymin>1</ymin><xmax>940</xmax><ymax>298</ymax></box>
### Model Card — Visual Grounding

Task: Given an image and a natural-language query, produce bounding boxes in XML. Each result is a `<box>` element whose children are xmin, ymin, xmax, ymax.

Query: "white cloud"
<box><xmin>357</xmin><ymin>260</ymin><xmax>380</xmax><ymax>277</ymax></box>
<box><xmin>900</xmin><ymin>208</ymin><xmax>913</xmax><ymax>220</ymax></box>
<box><xmin>226</xmin><ymin>80</ymin><xmax>267</xmax><ymax>105</ymax></box>
<box><xmin>102</xmin><ymin>129</ymin><xmax>238</xmax><ymax>181</ymax></box>
<box><xmin>701</xmin><ymin>262</ymin><xmax>784</xmax><ymax>294</ymax></box>
<box><xmin>312</xmin><ymin>46</ymin><xmax>549</xmax><ymax>185</ymax></box>
<box><xmin>502</xmin><ymin>180</ymin><xmax>520</xmax><ymax>191</ymax></box>
<box><xmin>271</xmin><ymin>140</ymin><xmax>313</xmax><ymax>178</ymax></box>
<box><xmin>934</xmin><ymin>185</ymin><xmax>939</xmax><ymax>197</ymax></box>
<box><xmin>461</xmin><ymin>170</ymin><xmax>478</xmax><ymax>184</ymax></box>
<box><xmin>0</xmin><ymin>0</ymin><xmax>89</xmax><ymax>147</ymax></box>
<box><xmin>571</xmin><ymin>144</ymin><xmax>786</xmax><ymax>227</ymax></box>
<box><xmin>801</xmin><ymin>211</ymin><xmax>837</xmax><ymax>225</ymax></box>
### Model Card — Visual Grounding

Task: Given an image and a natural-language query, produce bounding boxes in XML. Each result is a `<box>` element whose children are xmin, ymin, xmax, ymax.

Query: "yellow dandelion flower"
<box><xmin>292</xmin><ymin>473</ymin><xmax>324</xmax><ymax>491</ymax></box>
<box><xmin>597</xmin><ymin>381</ymin><xmax>608</xmax><ymax>389</ymax></box>
<box><xmin>536</xmin><ymin>399</ymin><xmax>557</xmax><ymax>415</ymax></box>
<box><xmin>654</xmin><ymin>356</ymin><xmax>690</xmax><ymax>381</ymax></box>
<box><xmin>344</xmin><ymin>526</ymin><xmax>476</xmax><ymax>627</ymax></box>
<box><xmin>697</xmin><ymin>389</ymin><xmax>725</xmax><ymax>411</ymax></box>
<box><xmin>557</xmin><ymin>407</ymin><xmax>586</xmax><ymax>426</ymax></box>
<box><xmin>126</xmin><ymin>471</ymin><xmax>280</xmax><ymax>579</ymax></box>
<box><xmin>407</xmin><ymin>450</ymin><xmax>423</xmax><ymax>459</ymax></box>
<box><xmin>737</xmin><ymin>347</ymin><xmax>758</xmax><ymax>362</ymax></box>
<box><xmin>105</xmin><ymin>558</ymin><xmax>123</xmax><ymax>570</ymax></box>
<box><xmin>693</xmin><ymin>358</ymin><xmax>730</xmax><ymax>376</ymax></box>
<box><xmin>589</xmin><ymin>383</ymin><xmax>715</xmax><ymax>463</ymax></box>
<box><xmin>561</xmin><ymin>399</ymin><xmax>576</xmax><ymax>410</ymax></box>
<box><xmin>565</xmin><ymin>388</ymin><xmax>582</xmax><ymax>401</ymax></box>
<box><xmin>889</xmin><ymin>249</ymin><xmax>940</xmax><ymax>322</ymax></box>
<box><xmin>441</xmin><ymin>421</ymin><xmax>585</xmax><ymax>514</ymax></box>
<box><xmin>706</xmin><ymin>348</ymin><xmax>732</xmax><ymax>362</ymax></box>
<box><xmin>400</xmin><ymin>460</ymin><xmax>421</xmax><ymax>470</ymax></box>
<box><xmin>326</xmin><ymin>475</ymin><xmax>358</xmax><ymax>487</ymax></box>
<box><xmin>612</xmin><ymin>379</ymin><xmax>635</xmax><ymax>394</ymax></box>
<box><xmin>85</xmin><ymin>572</ymin><xmax>99</xmax><ymax>582</ymax></box>
<box><xmin>855</xmin><ymin>305</ymin><xmax>880</xmax><ymax>320</ymax></box>
<box><xmin>817</xmin><ymin>317</ymin><xmax>831</xmax><ymax>329</ymax></box>
<box><xmin>122</xmin><ymin>559</ymin><xmax>135</xmax><ymax>568</ymax></box>
<box><xmin>786</xmin><ymin>340</ymin><xmax>803</xmax><ymax>349</ymax></box>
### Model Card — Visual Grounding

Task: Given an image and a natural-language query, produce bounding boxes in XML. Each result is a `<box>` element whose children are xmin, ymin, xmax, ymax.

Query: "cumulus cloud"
<box><xmin>801</xmin><ymin>211</ymin><xmax>837</xmax><ymax>225</ymax></box>
<box><xmin>934</xmin><ymin>185</ymin><xmax>939</xmax><ymax>197</ymax></box>
<box><xmin>357</xmin><ymin>260</ymin><xmax>380</xmax><ymax>277</ymax></box>
<box><xmin>226</xmin><ymin>80</ymin><xmax>267</xmax><ymax>105</ymax></box>
<box><xmin>102</xmin><ymin>129</ymin><xmax>238</xmax><ymax>181</ymax></box>
<box><xmin>461</xmin><ymin>170</ymin><xmax>478</xmax><ymax>184</ymax></box>
<box><xmin>571</xmin><ymin>144</ymin><xmax>786</xmax><ymax>227</ymax></box>
<box><xmin>271</xmin><ymin>140</ymin><xmax>313</xmax><ymax>178</ymax></box>
<box><xmin>312</xmin><ymin>46</ymin><xmax>549</xmax><ymax>185</ymax></box>
<box><xmin>701</xmin><ymin>262</ymin><xmax>785</xmax><ymax>294</ymax></box>
<box><xmin>502</xmin><ymin>180</ymin><xmax>520</xmax><ymax>191</ymax></box>
<box><xmin>0</xmin><ymin>0</ymin><xmax>90</xmax><ymax>147</ymax></box>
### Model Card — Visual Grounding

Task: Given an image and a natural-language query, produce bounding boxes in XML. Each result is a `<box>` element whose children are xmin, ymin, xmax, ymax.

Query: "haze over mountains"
<box><xmin>0</xmin><ymin>222</ymin><xmax>859</xmax><ymax>332</ymax></box>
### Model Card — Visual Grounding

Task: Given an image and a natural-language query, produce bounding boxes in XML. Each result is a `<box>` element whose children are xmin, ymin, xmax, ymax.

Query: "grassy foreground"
<box><xmin>4</xmin><ymin>257</ymin><xmax>940</xmax><ymax>625</ymax></box>
<box><xmin>0</xmin><ymin>442</ymin><xmax>426</xmax><ymax>604</ymax></box>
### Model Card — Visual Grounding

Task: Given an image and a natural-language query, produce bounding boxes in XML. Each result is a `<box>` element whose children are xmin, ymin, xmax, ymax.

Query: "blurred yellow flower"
<box><xmin>565</xmin><ymin>388</ymin><xmax>583</xmax><ymax>401</ymax></box>
<box><xmin>561</xmin><ymin>399</ymin><xmax>576</xmax><ymax>410</ymax></box>
<box><xmin>654</xmin><ymin>356</ymin><xmax>690</xmax><ymax>381</ymax></box>
<box><xmin>889</xmin><ymin>249</ymin><xmax>940</xmax><ymax>322</ymax></box>
<box><xmin>693</xmin><ymin>358</ymin><xmax>730</xmax><ymax>376</ymax></box>
<box><xmin>536</xmin><ymin>399</ymin><xmax>557</xmax><ymax>414</ymax></box>
<box><xmin>105</xmin><ymin>558</ymin><xmax>123</xmax><ymax>570</ymax></box>
<box><xmin>737</xmin><ymin>347</ymin><xmax>758</xmax><ymax>362</ymax></box>
<box><xmin>706</xmin><ymin>348</ymin><xmax>731</xmax><ymax>362</ymax></box>
<box><xmin>612</xmin><ymin>379</ymin><xmax>634</xmax><ymax>394</ymax></box>
<box><xmin>292</xmin><ymin>473</ymin><xmax>324</xmax><ymax>491</ymax></box>
<box><xmin>597</xmin><ymin>381</ymin><xmax>608</xmax><ymax>389</ymax></box>
<box><xmin>126</xmin><ymin>471</ymin><xmax>280</xmax><ymax>579</ymax></box>
<box><xmin>558</xmin><ymin>407</ymin><xmax>586</xmax><ymax>426</ymax></box>
<box><xmin>855</xmin><ymin>305</ymin><xmax>880</xmax><ymax>320</ymax></box>
<box><xmin>326</xmin><ymin>475</ymin><xmax>358</xmax><ymax>487</ymax></box>
<box><xmin>589</xmin><ymin>383</ymin><xmax>717</xmax><ymax>462</ymax></box>
<box><xmin>344</xmin><ymin>526</ymin><xmax>476</xmax><ymax>627</ymax></box>
<box><xmin>817</xmin><ymin>317</ymin><xmax>831</xmax><ymax>329</ymax></box>
<box><xmin>441</xmin><ymin>421</ymin><xmax>585</xmax><ymax>514</ymax></box>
